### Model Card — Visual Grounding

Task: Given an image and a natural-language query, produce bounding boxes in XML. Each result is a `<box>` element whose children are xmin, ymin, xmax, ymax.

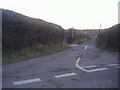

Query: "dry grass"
<box><xmin>2</xmin><ymin>44</ymin><xmax>68</xmax><ymax>65</ymax></box>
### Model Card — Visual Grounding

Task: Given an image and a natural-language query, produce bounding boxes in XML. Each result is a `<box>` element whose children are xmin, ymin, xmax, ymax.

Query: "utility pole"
<box><xmin>71</xmin><ymin>26</ymin><xmax>73</xmax><ymax>39</ymax></box>
<box><xmin>100</xmin><ymin>23</ymin><xmax>102</xmax><ymax>29</ymax></box>
<box><xmin>99</xmin><ymin>23</ymin><xmax>102</xmax><ymax>33</ymax></box>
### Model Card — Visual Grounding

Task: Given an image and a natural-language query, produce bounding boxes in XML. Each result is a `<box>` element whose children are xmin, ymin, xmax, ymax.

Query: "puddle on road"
<box><xmin>69</xmin><ymin>44</ymin><xmax>79</xmax><ymax>47</ymax></box>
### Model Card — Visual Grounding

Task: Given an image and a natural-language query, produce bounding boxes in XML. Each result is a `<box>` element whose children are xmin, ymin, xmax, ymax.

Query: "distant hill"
<box><xmin>2</xmin><ymin>9</ymin><xmax>65</xmax><ymax>50</ymax></box>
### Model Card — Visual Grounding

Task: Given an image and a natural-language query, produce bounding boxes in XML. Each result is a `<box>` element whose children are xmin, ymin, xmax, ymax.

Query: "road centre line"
<box><xmin>85</xmin><ymin>45</ymin><xmax>88</xmax><ymax>50</ymax></box>
<box><xmin>13</xmin><ymin>78</ymin><xmax>41</xmax><ymax>85</ymax></box>
<box><xmin>54</xmin><ymin>72</ymin><xmax>77</xmax><ymax>78</ymax></box>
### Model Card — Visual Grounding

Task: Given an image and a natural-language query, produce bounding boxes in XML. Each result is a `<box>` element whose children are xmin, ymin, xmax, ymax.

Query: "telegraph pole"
<box><xmin>118</xmin><ymin>1</ymin><xmax>120</xmax><ymax>65</ymax></box>
<box><xmin>99</xmin><ymin>23</ymin><xmax>102</xmax><ymax>33</ymax></box>
<box><xmin>100</xmin><ymin>23</ymin><xmax>102</xmax><ymax>29</ymax></box>
<box><xmin>71</xmin><ymin>27</ymin><xmax>73</xmax><ymax>39</ymax></box>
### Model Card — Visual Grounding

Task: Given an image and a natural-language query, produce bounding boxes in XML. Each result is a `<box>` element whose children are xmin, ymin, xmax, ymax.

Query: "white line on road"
<box><xmin>76</xmin><ymin>58</ymin><xmax>108</xmax><ymax>72</ymax></box>
<box><xmin>81</xmin><ymin>65</ymin><xmax>96</xmax><ymax>68</ymax></box>
<box><xmin>76</xmin><ymin>58</ymin><xmax>88</xmax><ymax>72</ymax></box>
<box><xmin>54</xmin><ymin>73</ymin><xmax>77</xmax><ymax>78</ymax></box>
<box><xmin>84</xmin><ymin>45</ymin><xmax>88</xmax><ymax>50</ymax></box>
<box><xmin>13</xmin><ymin>78</ymin><xmax>41</xmax><ymax>85</ymax></box>
<box><xmin>87</xmin><ymin>68</ymin><xmax>108</xmax><ymax>72</ymax></box>
<box><xmin>107</xmin><ymin>64</ymin><xmax>120</xmax><ymax>66</ymax></box>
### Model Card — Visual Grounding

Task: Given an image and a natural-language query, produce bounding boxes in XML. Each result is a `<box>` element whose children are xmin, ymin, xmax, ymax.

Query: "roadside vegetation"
<box><xmin>96</xmin><ymin>24</ymin><xmax>119</xmax><ymax>52</ymax></box>
<box><xmin>3</xmin><ymin>44</ymin><xmax>68</xmax><ymax>64</ymax></box>
<box><xmin>2</xmin><ymin>9</ymin><xmax>65</xmax><ymax>50</ymax></box>
<box><xmin>2</xmin><ymin>9</ymin><xmax>90</xmax><ymax>64</ymax></box>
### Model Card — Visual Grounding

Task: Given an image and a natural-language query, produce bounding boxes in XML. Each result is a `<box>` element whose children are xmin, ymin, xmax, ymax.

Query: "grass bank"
<box><xmin>2</xmin><ymin>44</ymin><xmax>68</xmax><ymax>65</ymax></box>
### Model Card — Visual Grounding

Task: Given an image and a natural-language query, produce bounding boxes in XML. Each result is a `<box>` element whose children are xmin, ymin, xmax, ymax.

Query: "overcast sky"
<box><xmin>0</xmin><ymin>0</ymin><xmax>119</xmax><ymax>29</ymax></box>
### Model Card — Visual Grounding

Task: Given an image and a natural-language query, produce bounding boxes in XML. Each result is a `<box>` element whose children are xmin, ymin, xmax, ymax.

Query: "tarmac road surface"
<box><xmin>2</xmin><ymin>40</ymin><xmax>119</xmax><ymax>88</ymax></box>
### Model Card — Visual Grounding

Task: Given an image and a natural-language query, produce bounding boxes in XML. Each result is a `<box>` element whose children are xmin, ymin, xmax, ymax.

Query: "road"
<box><xmin>2</xmin><ymin>40</ymin><xmax>119</xmax><ymax>88</ymax></box>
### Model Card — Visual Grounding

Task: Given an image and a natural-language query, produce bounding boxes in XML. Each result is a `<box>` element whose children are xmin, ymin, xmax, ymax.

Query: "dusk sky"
<box><xmin>0</xmin><ymin>0</ymin><xmax>119</xmax><ymax>29</ymax></box>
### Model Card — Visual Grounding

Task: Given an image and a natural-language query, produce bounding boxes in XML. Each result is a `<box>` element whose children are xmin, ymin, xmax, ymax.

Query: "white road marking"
<box><xmin>86</xmin><ymin>68</ymin><xmax>108</xmax><ymax>72</ymax></box>
<box><xmin>76</xmin><ymin>58</ymin><xmax>88</xmax><ymax>72</ymax></box>
<box><xmin>54</xmin><ymin>73</ymin><xmax>77</xmax><ymax>78</ymax></box>
<box><xmin>76</xmin><ymin>58</ymin><xmax>108</xmax><ymax>72</ymax></box>
<box><xmin>85</xmin><ymin>45</ymin><xmax>88</xmax><ymax>50</ymax></box>
<box><xmin>13</xmin><ymin>78</ymin><xmax>41</xmax><ymax>85</ymax></box>
<box><xmin>107</xmin><ymin>64</ymin><xmax>120</xmax><ymax>66</ymax></box>
<box><xmin>81</xmin><ymin>65</ymin><xmax>96</xmax><ymax>68</ymax></box>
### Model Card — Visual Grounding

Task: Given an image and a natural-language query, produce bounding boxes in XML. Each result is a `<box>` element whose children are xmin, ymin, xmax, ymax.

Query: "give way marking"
<box><xmin>76</xmin><ymin>58</ymin><xmax>108</xmax><ymax>73</ymax></box>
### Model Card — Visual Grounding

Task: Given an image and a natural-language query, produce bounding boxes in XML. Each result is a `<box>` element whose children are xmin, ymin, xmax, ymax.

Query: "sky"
<box><xmin>0</xmin><ymin>0</ymin><xmax>119</xmax><ymax>29</ymax></box>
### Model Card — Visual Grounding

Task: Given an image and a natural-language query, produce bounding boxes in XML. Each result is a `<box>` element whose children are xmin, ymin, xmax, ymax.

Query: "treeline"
<box><xmin>2</xmin><ymin>9</ymin><xmax>65</xmax><ymax>50</ymax></box>
<box><xmin>65</xmin><ymin>28</ymin><xmax>90</xmax><ymax>44</ymax></box>
<box><xmin>96</xmin><ymin>24</ymin><xmax>119</xmax><ymax>51</ymax></box>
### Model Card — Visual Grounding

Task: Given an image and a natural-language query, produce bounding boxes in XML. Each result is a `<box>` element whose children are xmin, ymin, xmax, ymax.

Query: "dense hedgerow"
<box><xmin>2</xmin><ymin>9</ymin><xmax>65</xmax><ymax>50</ymax></box>
<box><xmin>96</xmin><ymin>24</ymin><xmax>119</xmax><ymax>51</ymax></box>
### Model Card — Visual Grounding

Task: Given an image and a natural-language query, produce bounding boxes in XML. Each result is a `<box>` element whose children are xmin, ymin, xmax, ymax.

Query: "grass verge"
<box><xmin>2</xmin><ymin>44</ymin><xmax>69</xmax><ymax>65</ymax></box>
